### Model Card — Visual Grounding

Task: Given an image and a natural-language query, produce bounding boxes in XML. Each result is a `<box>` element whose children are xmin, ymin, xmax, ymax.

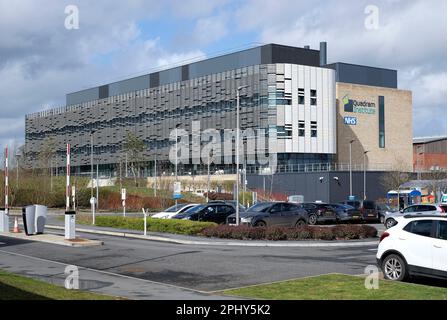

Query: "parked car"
<box><xmin>384</xmin><ymin>204</ymin><xmax>447</xmax><ymax>229</ymax></box>
<box><xmin>329</xmin><ymin>204</ymin><xmax>363</xmax><ymax>222</ymax></box>
<box><xmin>172</xmin><ymin>201</ymin><xmax>240</xmax><ymax>224</ymax></box>
<box><xmin>376</xmin><ymin>203</ymin><xmax>396</xmax><ymax>224</ymax></box>
<box><xmin>300</xmin><ymin>203</ymin><xmax>337</xmax><ymax>225</ymax></box>
<box><xmin>339</xmin><ymin>200</ymin><xmax>378</xmax><ymax>222</ymax></box>
<box><xmin>377</xmin><ymin>215</ymin><xmax>447</xmax><ymax>281</ymax></box>
<box><xmin>151</xmin><ymin>203</ymin><xmax>200</xmax><ymax>219</ymax></box>
<box><xmin>226</xmin><ymin>201</ymin><xmax>309</xmax><ymax>227</ymax></box>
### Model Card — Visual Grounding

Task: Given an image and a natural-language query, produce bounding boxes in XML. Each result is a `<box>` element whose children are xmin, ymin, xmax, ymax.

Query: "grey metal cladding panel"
<box><xmin>99</xmin><ymin>85</ymin><xmax>109</xmax><ymax>99</ymax></box>
<box><xmin>188</xmin><ymin>47</ymin><xmax>262</xmax><ymax>79</ymax></box>
<box><xmin>270</xmin><ymin>44</ymin><xmax>320</xmax><ymax>67</ymax></box>
<box><xmin>327</xmin><ymin>63</ymin><xmax>398</xmax><ymax>88</ymax></box>
<box><xmin>159</xmin><ymin>67</ymin><xmax>182</xmax><ymax>86</ymax></box>
<box><xmin>150</xmin><ymin>72</ymin><xmax>160</xmax><ymax>88</ymax></box>
<box><xmin>109</xmin><ymin>75</ymin><xmax>150</xmax><ymax>96</ymax></box>
<box><xmin>66</xmin><ymin>87</ymin><xmax>99</xmax><ymax>106</ymax></box>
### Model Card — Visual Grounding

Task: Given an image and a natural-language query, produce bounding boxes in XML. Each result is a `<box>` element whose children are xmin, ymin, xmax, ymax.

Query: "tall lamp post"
<box><xmin>363</xmin><ymin>150</ymin><xmax>369</xmax><ymax>200</ymax></box>
<box><xmin>349</xmin><ymin>139</ymin><xmax>356</xmax><ymax>199</ymax></box>
<box><xmin>90</xmin><ymin>130</ymin><xmax>95</xmax><ymax>224</ymax></box>
<box><xmin>175</xmin><ymin>124</ymin><xmax>181</xmax><ymax>207</ymax></box>
<box><xmin>236</xmin><ymin>85</ymin><xmax>248</xmax><ymax>226</ymax></box>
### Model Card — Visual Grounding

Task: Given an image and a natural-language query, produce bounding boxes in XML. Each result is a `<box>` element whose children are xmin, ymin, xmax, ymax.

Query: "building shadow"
<box><xmin>0</xmin><ymin>282</ymin><xmax>52</xmax><ymax>300</ymax></box>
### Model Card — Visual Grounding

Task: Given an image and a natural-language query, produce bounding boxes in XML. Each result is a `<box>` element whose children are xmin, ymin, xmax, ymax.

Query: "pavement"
<box><xmin>0</xmin><ymin>231</ymin><xmax>103</xmax><ymax>247</ymax></box>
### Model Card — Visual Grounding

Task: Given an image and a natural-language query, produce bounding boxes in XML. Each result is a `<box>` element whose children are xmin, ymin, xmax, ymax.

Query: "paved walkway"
<box><xmin>0</xmin><ymin>249</ymin><xmax>231</xmax><ymax>300</ymax></box>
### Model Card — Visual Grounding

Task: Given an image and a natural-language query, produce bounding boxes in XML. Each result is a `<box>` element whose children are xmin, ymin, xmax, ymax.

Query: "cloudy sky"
<box><xmin>0</xmin><ymin>0</ymin><xmax>446</xmax><ymax>151</ymax></box>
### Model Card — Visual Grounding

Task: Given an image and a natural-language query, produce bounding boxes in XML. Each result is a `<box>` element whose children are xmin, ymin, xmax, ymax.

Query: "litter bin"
<box><xmin>0</xmin><ymin>208</ymin><xmax>8</xmax><ymax>233</ymax></box>
<box><xmin>22</xmin><ymin>205</ymin><xmax>36</xmax><ymax>236</ymax></box>
<box><xmin>65</xmin><ymin>211</ymin><xmax>76</xmax><ymax>240</ymax></box>
<box><xmin>34</xmin><ymin>205</ymin><xmax>47</xmax><ymax>234</ymax></box>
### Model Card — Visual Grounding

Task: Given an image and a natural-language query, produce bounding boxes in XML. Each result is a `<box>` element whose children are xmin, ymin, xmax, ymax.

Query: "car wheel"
<box><xmin>385</xmin><ymin>218</ymin><xmax>396</xmax><ymax>229</ymax></box>
<box><xmin>382</xmin><ymin>254</ymin><xmax>408</xmax><ymax>281</ymax></box>
<box><xmin>255</xmin><ymin>221</ymin><xmax>266</xmax><ymax>227</ymax></box>
<box><xmin>295</xmin><ymin>220</ymin><xmax>306</xmax><ymax>227</ymax></box>
<box><xmin>308</xmin><ymin>214</ymin><xmax>318</xmax><ymax>225</ymax></box>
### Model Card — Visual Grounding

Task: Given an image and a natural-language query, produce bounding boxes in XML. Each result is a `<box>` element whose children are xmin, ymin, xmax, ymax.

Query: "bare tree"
<box><xmin>122</xmin><ymin>132</ymin><xmax>146</xmax><ymax>186</ymax></box>
<box><xmin>380</xmin><ymin>157</ymin><xmax>412</xmax><ymax>209</ymax></box>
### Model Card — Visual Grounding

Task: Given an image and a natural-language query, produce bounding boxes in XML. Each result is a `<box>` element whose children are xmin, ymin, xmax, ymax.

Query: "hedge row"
<box><xmin>75</xmin><ymin>215</ymin><xmax>216</xmax><ymax>235</ymax></box>
<box><xmin>201</xmin><ymin>224</ymin><xmax>378</xmax><ymax>241</ymax></box>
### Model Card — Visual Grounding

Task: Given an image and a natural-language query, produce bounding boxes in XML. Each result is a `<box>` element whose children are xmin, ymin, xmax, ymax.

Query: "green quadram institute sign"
<box><xmin>343</xmin><ymin>94</ymin><xmax>376</xmax><ymax>114</ymax></box>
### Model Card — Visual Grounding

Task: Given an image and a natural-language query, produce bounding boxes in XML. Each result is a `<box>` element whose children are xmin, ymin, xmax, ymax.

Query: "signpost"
<box><xmin>71</xmin><ymin>186</ymin><xmax>76</xmax><ymax>211</ymax></box>
<box><xmin>173</xmin><ymin>182</ymin><xmax>182</xmax><ymax>200</ymax></box>
<box><xmin>122</xmin><ymin>188</ymin><xmax>126</xmax><ymax>217</ymax></box>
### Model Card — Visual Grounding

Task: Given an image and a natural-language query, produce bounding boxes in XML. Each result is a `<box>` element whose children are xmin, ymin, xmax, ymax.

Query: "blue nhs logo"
<box><xmin>344</xmin><ymin>116</ymin><xmax>357</xmax><ymax>125</ymax></box>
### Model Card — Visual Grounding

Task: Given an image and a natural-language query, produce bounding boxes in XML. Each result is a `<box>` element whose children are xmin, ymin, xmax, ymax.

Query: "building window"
<box><xmin>311</xmin><ymin>121</ymin><xmax>317</xmax><ymax>137</ymax></box>
<box><xmin>298</xmin><ymin>88</ymin><xmax>305</xmax><ymax>105</ymax></box>
<box><xmin>310</xmin><ymin>89</ymin><xmax>317</xmax><ymax>106</ymax></box>
<box><xmin>379</xmin><ymin>96</ymin><xmax>385</xmax><ymax>148</ymax></box>
<box><xmin>298</xmin><ymin>120</ymin><xmax>305</xmax><ymax>137</ymax></box>
<box><xmin>277</xmin><ymin>126</ymin><xmax>286</xmax><ymax>138</ymax></box>
<box><xmin>285</xmin><ymin>124</ymin><xmax>292</xmax><ymax>138</ymax></box>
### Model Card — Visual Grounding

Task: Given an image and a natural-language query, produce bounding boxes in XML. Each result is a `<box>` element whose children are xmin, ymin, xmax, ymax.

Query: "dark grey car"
<box><xmin>226</xmin><ymin>202</ymin><xmax>309</xmax><ymax>227</ymax></box>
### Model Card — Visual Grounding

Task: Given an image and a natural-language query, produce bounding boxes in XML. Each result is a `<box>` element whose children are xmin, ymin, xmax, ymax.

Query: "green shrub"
<box><xmin>76</xmin><ymin>215</ymin><xmax>216</xmax><ymax>235</ymax></box>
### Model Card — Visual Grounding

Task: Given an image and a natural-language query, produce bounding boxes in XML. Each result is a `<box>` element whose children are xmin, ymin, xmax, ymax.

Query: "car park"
<box><xmin>301</xmin><ymin>203</ymin><xmax>337</xmax><ymax>225</ymax></box>
<box><xmin>151</xmin><ymin>203</ymin><xmax>200</xmax><ymax>219</ymax></box>
<box><xmin>339</xmin><ymin>200</ymin><xmax>379</xmax><ymax>222</ymax></box>
<box><xmin>172</xmin><ymin>201</ymin><xmax>240</xmax><ymax>224</ymax></box>
<box><xmin>384</xmin><ymin>204</ymin><xmax>447</xmax><ymax>229</ymax></box>
<box><xmin>226</xmin><ymin>201</ymin><xmax>309</xmax><ymax>227</ymax></box>
<box><xmin>329</xmin><ymin>203</ymin><xmax>363</xmax><ymax>222</ymax></box>
<box><xmin>377</xmin><ymin>215</ymin><xmax>447</xmax><ymax>281</ymax></box>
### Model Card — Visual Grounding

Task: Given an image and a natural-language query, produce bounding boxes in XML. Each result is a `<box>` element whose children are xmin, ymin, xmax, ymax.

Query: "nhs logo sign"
<box><xmin>344</xmin><ymin>116</ymin><xmax>357</xmax><ymax>125</ymax></box>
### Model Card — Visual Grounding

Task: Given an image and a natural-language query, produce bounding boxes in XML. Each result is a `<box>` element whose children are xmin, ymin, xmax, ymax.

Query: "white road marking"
<box><xmin>0</xmin><ymin>249</ymin><xmax>210</xmax><ymax>294</ymax></box>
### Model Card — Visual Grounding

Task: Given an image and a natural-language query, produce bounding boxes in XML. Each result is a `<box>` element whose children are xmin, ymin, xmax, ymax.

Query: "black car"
<box><xmin>226</xmin><ymin>202</ymin><xmax>309</xmax><ymax>227</ymax></box>
<box><xmin>339</xmin><ymin>200</ymin><xmax>378</xmax><ymax>222</ymax></box>
<box><xmin>329</xmin><ymin>203</ymin><xmax>362</xmax><ymax>222</ymax></box>
<box><xmin>301</xmin><ymin>203</ymin><xmax>337</xmax><ymax>225</ymax></box>
<box><xmin>172</xmin><ymin>202</ymin><xmax>239</xmax><ymax>224</ymax></box>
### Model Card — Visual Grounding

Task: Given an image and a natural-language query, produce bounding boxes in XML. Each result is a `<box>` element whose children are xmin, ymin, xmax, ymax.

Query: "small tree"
<box><xmin>122</xmin><ymin>132</ymin><xmax>146</xmax><ymax>186</ymax></box>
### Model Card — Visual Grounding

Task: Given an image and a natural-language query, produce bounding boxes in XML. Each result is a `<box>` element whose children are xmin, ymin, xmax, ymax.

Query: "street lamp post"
<box><xmin>363</xmin><ymin>150</ymin><xmax>369</xmax><ymax>200</ymax></box>
<box><xmin>90</xmin><ymin>131</ymin><xmax>95</xmax><ymax>224</ymax></box>
<box><xmin>175</xmin><ymin>124</ymin><xmax>180</xmax><ymax>207</ymax></box>
<box><xmin>236</xmin><ymin>85</ymin><xmax>248</xmax><ymax>226</ymax></box>
<box><xmin>349</xmin><ymin>139</ymin><xmax>355</xmax><ymax>199</ymax></box>
<box><xmin>207</xmin><ymin>152</ymin><xmax>211</xmax><ymax>203</ymax></box>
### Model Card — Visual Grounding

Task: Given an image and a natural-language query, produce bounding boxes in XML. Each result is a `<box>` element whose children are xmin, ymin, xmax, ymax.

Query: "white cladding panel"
<box><xmin>276</xmin><ymin>64</ymin><xmax>336</xmax><ymax>154</ymax></box>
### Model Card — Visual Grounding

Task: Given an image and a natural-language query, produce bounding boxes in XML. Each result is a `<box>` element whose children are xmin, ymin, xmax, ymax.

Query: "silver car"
<box><xmin>384</xmin><ymin>204</ymin><xmax>447</xmax><ymax>229</ymax></box>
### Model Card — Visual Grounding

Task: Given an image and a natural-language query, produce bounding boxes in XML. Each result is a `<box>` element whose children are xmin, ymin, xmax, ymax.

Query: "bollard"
<box><xmin>65</xmin><ymin>211</ymin><xmax>76</xmax><ymax>240</ymax></box>
<box><xmin>0</xmin><ymin>208</ymin><xmax>9</xmax><ymax>233</ymax></box>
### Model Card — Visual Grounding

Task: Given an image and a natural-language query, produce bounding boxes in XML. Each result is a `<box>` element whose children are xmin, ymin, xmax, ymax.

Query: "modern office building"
<box><xmin>25</xmin><ymin>42</ymin><xmax>413</xmax><ymax>180</ymax></box>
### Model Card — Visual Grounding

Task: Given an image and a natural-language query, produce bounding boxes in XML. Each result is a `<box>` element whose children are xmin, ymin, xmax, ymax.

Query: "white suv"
<box><xmin>377</xmin><ymin>215</ymin><xmax>447</xmax><ymax>281</ymax></box>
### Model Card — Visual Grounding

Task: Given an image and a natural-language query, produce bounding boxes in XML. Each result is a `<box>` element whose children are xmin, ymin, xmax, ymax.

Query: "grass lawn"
<box><xmin>223</xmin><ymin>274</ymin><xmax>447</xmax><ymax>300</ymax></box>
<box><xmin>0</xmin><ymin>269</ymin><xmax>117</xmax><ymax>300</ymax></box>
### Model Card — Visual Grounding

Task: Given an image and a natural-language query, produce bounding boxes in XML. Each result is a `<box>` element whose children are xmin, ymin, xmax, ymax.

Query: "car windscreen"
<box><xmin>183</xmin><ymin>204</ymin><xmax>205</xmax><ymax>214</ymax></box>
<box><xmin>247</xmin><ymin>202</ymin><xmax>273</xmax><ymax>212</ymax></box>
<box><xmin>362</xmin><ymin>201</ymin><xmax>376</xmax><ymax>209</ymax></box>
<box><xmin>165</xmin><ymin>203</ymin><xmax>187</xmax><ymax>212</ymax></box>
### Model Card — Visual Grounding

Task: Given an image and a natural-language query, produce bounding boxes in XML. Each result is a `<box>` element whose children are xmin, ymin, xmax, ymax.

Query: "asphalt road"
<box><xmin>0</xmin><ymin>230</ymin><xmax>378</xmax><ymax>299</ymax></box>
